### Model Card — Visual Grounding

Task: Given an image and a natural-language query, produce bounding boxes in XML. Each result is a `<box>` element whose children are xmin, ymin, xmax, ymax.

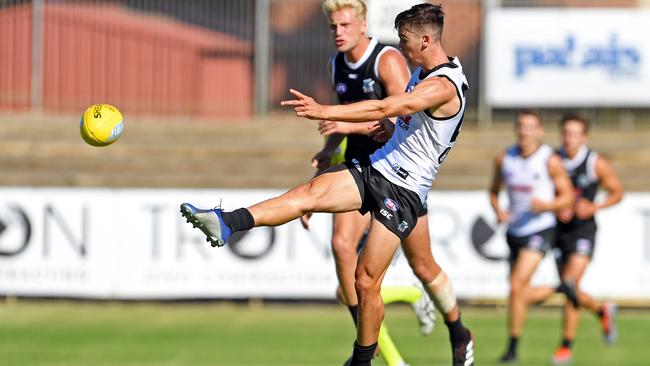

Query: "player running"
<box><xmin>549</xmin><ymin>113</ymin><xmax>623</xmax><ymax>365</ymax></box>
<box><xmin>489</xmin><ymin>110</ymin><xmax>575</xmax><ymax>364</ymax></box>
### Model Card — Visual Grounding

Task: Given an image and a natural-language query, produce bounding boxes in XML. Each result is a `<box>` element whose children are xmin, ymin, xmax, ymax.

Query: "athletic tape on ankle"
<box><xmin>426</xmin><ymin>273</ymin><xmax>457</xmax><ymax>314</ymax></box>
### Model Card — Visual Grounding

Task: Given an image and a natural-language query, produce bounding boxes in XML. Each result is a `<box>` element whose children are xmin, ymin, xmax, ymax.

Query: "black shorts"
<box><xmin>554</xmin><ymin>222</ymin><xmax>597</xmax><ymax>265</ymax></box>
<box><xmin>506</xmin><ymin>227</ymin><xmax>555</xmax><ymax>268</ymax></box>
<box><xmin>345</xmin><ymin>157</ymin><xmax>421</xmax><ymax>241</ymax></box>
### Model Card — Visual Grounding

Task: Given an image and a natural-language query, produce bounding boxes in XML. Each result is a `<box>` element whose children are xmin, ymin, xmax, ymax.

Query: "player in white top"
<box><xmin>301</xmin><ymin>2</ymin><xmax>437</xmax><ymax>366</ymax></box>
<box><xmin>489</xmin><ymin>109</ymin><xmax>574</xmax><ymax>364</ymax></box>
<box><xmin>180</xmin><ymin>4</ymin><xmax>473</xmax><ymax>366</ymax></box>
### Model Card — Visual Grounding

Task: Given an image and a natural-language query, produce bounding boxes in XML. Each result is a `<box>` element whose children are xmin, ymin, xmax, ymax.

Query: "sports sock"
<box><xmin>445</xmin><ymin>316</ymin><xmax>468</xmax><ymax>343</ymax></box>
<box><xmin>507</xmin><ymin>336</ymin><xmax>519</xmax><ymax>355</ymax></box>
<box><xmin>378</xmin><ymin>323</ymin><xmax>407</xmax><ymax>366</ymax></box>
<box><xmin>221</xmin><ymin>208</ymin><xmax>254</xmax><ymax>232</ymax></box>
<box><xmin>350</xmin><ymin>342</ymin><xmax>377</xmax><ymax>366</ymax></box>
<box><xmin>561</xmin><ymin>338</ymin><xmax>573</xmax><ymax>349</ymax></box>
<box><xmin>380</xmin><ymin>286</ymin><xmax>421</xmax><ymax>305</ymax></box>
<box><xmin>348</xmin><ymin>305</ymin><xmax>359</xmax><ymax>327</ymax></box>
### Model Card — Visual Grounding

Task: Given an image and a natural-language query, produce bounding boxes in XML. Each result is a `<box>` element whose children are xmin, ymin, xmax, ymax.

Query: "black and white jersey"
<box><xmin>557</xmin><ymin>145</ymin><xmax>599</xmax><ymax>228</ymax></box>
<box><xmin>501</xmin><ymin>144</ymin><xmax>557</xmax><ymax>237</ymax></box>
<box><xmin>331</xmin><ymin>38</ymin><xmax>398</xmax><ymax>161</ymax></box>
<box><xmin>370</xmin><ymin>57</ymin><xmax>468</xmax><ymax>204</ymax></box>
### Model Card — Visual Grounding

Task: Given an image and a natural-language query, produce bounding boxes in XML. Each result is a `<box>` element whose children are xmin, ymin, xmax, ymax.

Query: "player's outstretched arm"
<box><xmin>281</xmin><ymin>77</ymin><xmax>455</xmax><ymax>123</ymax></box>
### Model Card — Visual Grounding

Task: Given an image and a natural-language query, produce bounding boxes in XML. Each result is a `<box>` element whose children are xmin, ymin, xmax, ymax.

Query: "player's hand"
<box><xmin>311</xmin><ymin>149</ymin><xmax>333</xmax><ymax>171</ymax></box>
<box><xmin>300</xmin><ymin>213</ymin><xmax>313</xmax><ymax>230</ymax></box>
<box><xmin>496</xmin><ymin>209</ymin><xmax>510</xmax><ymax>224</ymax></box>
<box><xmin>368</xmin><ymin>119</ymin><xmax>395</xmax><ymax>142</ymax></box>
<box><xmin>318</xmin><ymin>120</ymin><xmax>350</xmax><ymax>135</ymax></box>
<box><xmin>531</xmin><ymin>198</ymin><xmax>550</xmax><ymax>213</ymax></box>
<box><xmin>574</xmin><ymin>198</ymin><xmax>597</xmax><ymax>220</ymax></box>
<box><xmin>556</xmin><ymin>207</ymin><xmax>574</xmax><ymax>223</ymax></box>
<box><xmin>281</xmin><ymin>89</ymin><xmax>326</xmax><ymax>120</ymax></box>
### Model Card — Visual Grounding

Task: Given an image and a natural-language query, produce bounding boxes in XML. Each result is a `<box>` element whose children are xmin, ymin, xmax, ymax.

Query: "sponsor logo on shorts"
<box><xmin>398</xmin><ymin>221</ymin><xmax>409</xmax><ymax>233</ymax></box>
<box><xmin>528</xmin><ymin>234</ymin><xmax>544</xmax><ymax>250</ymax></box>
<box><xmin>391</xmin><ymin>164</ymin><xmax>409</xmax><ymax>180</ymax></box>
<box><xmin>351</xmin><ymin>158</ymin><xmax>362</xmax><ymax>173</ymax></box>
<box><xmin>576</xmin><ymin>238</ymin><xmax>592</xmax><ymax>255</ymax></box>
<box><xmin>379</xmin><ymin>208</ymin><xmax>393</xmax><ymax>220</ymax></box>
<box><xmin>336</xmin><ymin>82</ymin><xmax>347</xmax><ymax>94</ymax></box>
<box><xmin>383</xmin><ymin>198</ymin><xmax>400</xmax><ymax>212</ymax></box>
<box><xmin>362</xmin><ymin>78</ymin><xmax>375</xmax><ymax>93</ymax></box>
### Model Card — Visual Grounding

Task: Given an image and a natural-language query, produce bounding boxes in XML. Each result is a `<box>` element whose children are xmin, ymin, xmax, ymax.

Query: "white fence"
<box><xmin>1</xmin><ymin>188</ymin><xmax>649</xmax><ymax>301</ymax></box>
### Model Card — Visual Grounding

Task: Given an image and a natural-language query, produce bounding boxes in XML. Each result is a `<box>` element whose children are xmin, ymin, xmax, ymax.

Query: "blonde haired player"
<box><xmin>181</xmin><ymin>4</ymin><xmax>474</xmax><ymax>365</ymax></box>
<box><xmin>299</xmin><ymin>1</ymin><xmax>440</xmax><ymax>365</ymax></box>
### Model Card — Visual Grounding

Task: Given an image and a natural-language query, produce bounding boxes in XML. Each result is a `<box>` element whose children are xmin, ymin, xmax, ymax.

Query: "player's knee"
<box><xmin>287</xmin><ymin>182</ymin><xmax>322</xmax><ymax>213</ymax></box>
<box><xmin>411</xmin><ymin>259</ymin><xmax>442</xmax><ymax>283</ymax></box>
<box><xmin>331</xmin><ymin>235</ymin><xmax>356</xmax><ymax>260</ymax></box>
<box><xmin>510</xmin><ymin>279</ymin><xmax>526</xmax><ymax>298</ymax></box>
<box><xmin>354</xmin><ymin>271</ymin><xmax>380</xmax><ymax>300</ymax></box>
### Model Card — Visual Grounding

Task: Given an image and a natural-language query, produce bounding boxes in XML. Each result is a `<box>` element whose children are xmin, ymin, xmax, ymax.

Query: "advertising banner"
<box><xmin>0</xmin><ymin>188</ymin><xmax>649</xmax><ymax>300</ymax></box>
<box><xmin>486</xmin><ymin>9</ymin><xmax>650</xmax><ymax>106</ymax></box>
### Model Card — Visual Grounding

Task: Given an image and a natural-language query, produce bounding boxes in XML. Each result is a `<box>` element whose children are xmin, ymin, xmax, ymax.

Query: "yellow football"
<box><xmin>80</xmin><ymin>104</ymin><xmax>124</xmax><ymax>147</ymax></box>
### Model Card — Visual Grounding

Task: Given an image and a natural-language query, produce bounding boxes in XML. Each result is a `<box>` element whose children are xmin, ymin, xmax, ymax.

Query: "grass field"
<box><xmin>0</xmin><ymin>301</ymin><xmax>648</xmax><ymax>366</ymax></box>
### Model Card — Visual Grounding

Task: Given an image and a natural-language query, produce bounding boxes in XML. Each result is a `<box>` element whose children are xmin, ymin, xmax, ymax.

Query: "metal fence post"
<box><xmin>31</xmin><ymin>0</ymin><xmax>45</xmax><ymax>112</ymax></box>
<box><xmin>478</xmin><ymin>0</ymin><xmax>500</xmax><ymax>127</ymax></box>
<box><xmin>254</xmin><ymin>0</ymin><xmax>271</xmax><ymax>116</ymax></box>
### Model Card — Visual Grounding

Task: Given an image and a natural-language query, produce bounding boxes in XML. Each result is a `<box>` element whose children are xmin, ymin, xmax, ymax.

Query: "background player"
<box><xmin>548</xmin><ymin>113</ymin><xmax>624</xmax><ymax>365</ymax></box>
<box><xmin>489</xmin><ymin>109</ymin><xmax>575</xmax><ymax>363</ymax></box>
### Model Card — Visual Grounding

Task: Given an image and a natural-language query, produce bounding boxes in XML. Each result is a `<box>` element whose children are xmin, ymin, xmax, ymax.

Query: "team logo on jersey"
<box><xmin>398</xmin><ymin>221</ymin><xmax>409</xmax><ymax>233</ymax></box>
<box><xmin>576</xmin><ymin>174</ymin><xmax>590</xmax><ymax>188</ymax></box>
<box><xmin>335</xmin><ymin>82</ymin><xmax>347</xmax><ymax>94</ymax></box>
<box><xmin>362</xmin><ymin>78</ymin><xmax>375</xmax><ymax>93</ymax></box>
<box><xmin>397</xmin><ymin>116</ymin><xmax>411</xmax><ymax>132</ymax></box>
<box><xmin>383</xmin><ymin>198</ymin><xmax>400</xmax><ymax>212</ymax></box>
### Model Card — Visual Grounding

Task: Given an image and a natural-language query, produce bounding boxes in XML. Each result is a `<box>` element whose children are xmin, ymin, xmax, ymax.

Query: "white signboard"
<box><xmin>486</xmin><ymin>9</ymin><xmax>650</xmax><ymax>106</ymax></box>
<box><xmin>0</xmin><ymin>188</ymin><xmax>649</xmax><ymax>300</ymax></box>
<box><xmin>366</xmin><ymin>0</ymin><xmax>424</xmax><ymax>44</ymax></box>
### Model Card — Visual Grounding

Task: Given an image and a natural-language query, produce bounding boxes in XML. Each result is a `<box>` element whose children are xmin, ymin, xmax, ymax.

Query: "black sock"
<box><xmin>561</xmin><ymin>338</ymin><xmax>573</xmax><ymax>349</ymax></box>
<box><xmin>348</xmin><ymin>305</ymin><xmax>359</xmax><ymax>328</ymax></box>
<box><xmin>221</xmin><ymin>208</ymin><xmax>254</xmax><ymax>232</ymax></box>
<box><xmin>349</xmin><ymin>342</ymin><xmax>377</xmax><ymax>366</ymax></box>
<box><xmin>445</xmin><ymin>316</ymin><xmax>468</xmax><ymax>343</ymax></box>
<box><xmin>507</xmin><ymin>336</ymin><xmax>519</xmax><ymax>355</ymax></box>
